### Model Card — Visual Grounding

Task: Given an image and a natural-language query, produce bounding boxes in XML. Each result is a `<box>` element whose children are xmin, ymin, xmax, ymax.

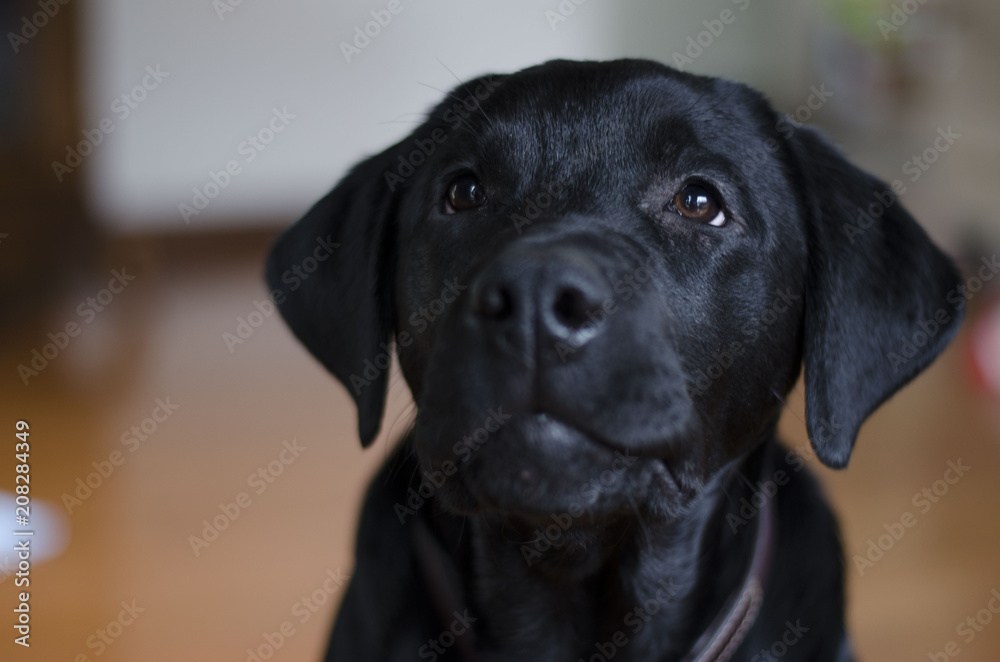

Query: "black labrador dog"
<box><xmin>267</xmin><ymin>59</ymin><xmax>962</xmax><ymax>662</ymax></box>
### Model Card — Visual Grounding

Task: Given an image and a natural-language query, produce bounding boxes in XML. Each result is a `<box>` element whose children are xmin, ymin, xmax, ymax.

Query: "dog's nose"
<box><xmin>470</xmin><ymin>246</ymin><xmax>611</xmax><ymax>353</ymax></box>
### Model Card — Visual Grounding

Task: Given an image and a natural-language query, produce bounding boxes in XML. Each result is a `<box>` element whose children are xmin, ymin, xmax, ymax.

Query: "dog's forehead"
<box><xmin>456</xmin><ymin>63</ymin><xmax>777</xmax><ymax>181</ymax></box>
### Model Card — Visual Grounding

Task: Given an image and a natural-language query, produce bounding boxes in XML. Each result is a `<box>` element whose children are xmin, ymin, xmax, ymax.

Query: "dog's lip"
<box><xmin>532</xmin><ymin>411</ymin><xmax>688</xmax><ymax>501</ymax></box>
<box><xmin>419</xmin><ymin>409</ymin><xmax>688</xmax><ymax>515</ymax></box>
<box><xmin>529</xmin><ymin>409</ymin><xmax>610</xmax><ymax>446</ymax></box>
<box><xmin>531</xmin><ymin>410</ymin><xmax>679</xmax><ymax>463</ymax></box>
<box><xmin>457</xmin><ymin>427</ymin><xmax>685</xmax><ymax>524</ymax></box>
<box><xmin>513</xmin><ymin>411</ymin><xmax>683</xmax><ymax>489</ymax></box>
<box><xmin>524</xmin><ymin>410</ymin><xmax>635</xmax><ymax>461</ymax></box>
<box><xmin>650</xmin><ymin>455</ymin><xmax>683</xmax><ymax>498</ymax></box>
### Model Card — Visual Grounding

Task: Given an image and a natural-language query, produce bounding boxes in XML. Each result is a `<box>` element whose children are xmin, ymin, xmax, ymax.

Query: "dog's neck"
<box><xmin>434</xmin><ymin>441</ymin><xmax>772</xmax><ymax>661</ymax></box>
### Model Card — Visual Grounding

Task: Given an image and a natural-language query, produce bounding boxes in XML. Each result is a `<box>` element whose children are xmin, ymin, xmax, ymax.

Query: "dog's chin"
<box><xmin>416</xmin><ymin>412</ymin><xmax>684</xmax><ymax>523</ymax></box>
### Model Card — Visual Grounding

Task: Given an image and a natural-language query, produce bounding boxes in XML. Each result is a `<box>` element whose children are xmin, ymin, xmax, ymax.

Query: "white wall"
<box><xmin>78</xmin><ymin>0</ymin><xmax>812</xmax><ymax>233</ymax></box>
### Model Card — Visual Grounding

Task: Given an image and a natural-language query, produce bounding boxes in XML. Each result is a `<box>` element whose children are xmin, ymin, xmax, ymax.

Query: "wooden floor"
<box><xmin>1</xmin><ymin>238</ymin><xmax>999</xmax><ymax>661</ymax></box>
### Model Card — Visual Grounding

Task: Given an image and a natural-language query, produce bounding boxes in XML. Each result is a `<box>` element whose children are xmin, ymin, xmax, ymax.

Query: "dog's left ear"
<box><xmin>787</xmin><ymin>126</ymin><xmax>963</xmax><ymax>468</ymax></box>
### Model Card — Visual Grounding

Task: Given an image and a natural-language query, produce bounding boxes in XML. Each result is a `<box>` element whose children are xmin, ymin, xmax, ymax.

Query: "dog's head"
<box><xmin>268</xmin><ymin>59</ymin><xmax>961</xmax><ymax>522</ymax></box>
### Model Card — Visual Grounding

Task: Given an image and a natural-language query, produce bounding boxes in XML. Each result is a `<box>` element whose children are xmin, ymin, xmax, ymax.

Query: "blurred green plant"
<box><xmin>821</xmin><ymin>0</ymin><xmax>907</xmax><ymax>48</ymax></box>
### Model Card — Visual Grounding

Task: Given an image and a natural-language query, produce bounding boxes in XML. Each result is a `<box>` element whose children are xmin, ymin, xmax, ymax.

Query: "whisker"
<box><xmin>435</xmin><ymin>57</ymin><xmax>497</xmax><ymax>131</ymax></box>
<box><xmin>626</xmin><ymin>490</ymin><xmax>653</xmax><ymax>553</ymax></box>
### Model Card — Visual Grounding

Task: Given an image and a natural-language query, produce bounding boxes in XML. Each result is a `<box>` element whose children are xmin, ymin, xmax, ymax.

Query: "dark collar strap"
<box><xmin>681</xmin><ymin>452</ymin><xmax>776</xmax><ymax>662</ymax></box>
<box><xmin>413</xmin><ymin>453</ymin><xmax>776</xmax><ymax>662</ymax></box>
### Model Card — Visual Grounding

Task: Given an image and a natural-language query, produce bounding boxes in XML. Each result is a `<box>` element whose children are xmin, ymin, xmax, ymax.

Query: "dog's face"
<box><xmin>393</xmin><ymin>63</ymin><xmax>808</xmax><ymax>520</ymax></box>
<box><xmin>269</xmin><ymin>60</ymin><xmax>961</xmax><ymax>525</ymax></box>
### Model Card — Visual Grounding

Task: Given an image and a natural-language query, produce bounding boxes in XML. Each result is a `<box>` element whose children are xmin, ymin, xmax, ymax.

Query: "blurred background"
<box><xmin>1</xmin><ymin>0</ymin><xmax>999</xmax><ymax>660</ymax></box>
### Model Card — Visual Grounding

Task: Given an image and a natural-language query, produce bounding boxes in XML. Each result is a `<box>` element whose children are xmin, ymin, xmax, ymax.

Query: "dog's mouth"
<box><xmin>415</xmin><ymin>410</ymin><xmax>688</xmax><ymax>522</ymax></box>
<box><xmin>405</xmin><ymin>229</ymin><xmax>706</xmax><ymax>523</ymax></box>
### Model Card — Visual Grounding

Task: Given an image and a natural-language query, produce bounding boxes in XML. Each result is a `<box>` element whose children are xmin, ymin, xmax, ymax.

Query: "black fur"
<box><xmin>267</xmin><ymin>59</ymin><xmax>962</xmax><ymax>661</ymax></box>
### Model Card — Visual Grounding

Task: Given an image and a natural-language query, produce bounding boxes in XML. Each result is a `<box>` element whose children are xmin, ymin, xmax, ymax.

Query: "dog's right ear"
<box><xmin>267</xmin><ymin>74</ymin><xmax>506</xmax><ymax>447</ymax></box>
<box><xmin>266</xmin><ymin>146</ymin><xmax>402</xmax><ymax>448</ymax></box>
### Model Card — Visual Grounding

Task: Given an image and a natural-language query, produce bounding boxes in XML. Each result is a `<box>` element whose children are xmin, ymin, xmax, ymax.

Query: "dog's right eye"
<box><xmin>445</xmin><ymin>174</ymin><xmax>486</xmax><ymax>214</ymax></box>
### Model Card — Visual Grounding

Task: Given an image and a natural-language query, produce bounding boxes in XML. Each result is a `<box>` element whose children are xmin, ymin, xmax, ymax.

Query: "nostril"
<box><xmin>474</xmin><ymin>285</ymin><xmax>513</xmax><ymax>320</ymax></box>
<box><xmin>552</xmin><ymin>287</ymin><xmax>590</xmax><ymax>330</ymax></box>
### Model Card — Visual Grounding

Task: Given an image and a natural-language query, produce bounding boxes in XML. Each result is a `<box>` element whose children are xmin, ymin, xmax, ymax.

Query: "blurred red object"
<box><xmin>967</xmin><ymin>295</ymin><xmax>1000</xmax><ymax>399</ymax></box>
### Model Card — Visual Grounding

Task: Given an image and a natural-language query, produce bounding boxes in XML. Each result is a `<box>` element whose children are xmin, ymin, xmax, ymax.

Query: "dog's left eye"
<box><xmin>670</xmin><ymin>183</ymin><xmax>726</xmax><ymax>227</ymax></box>
<box><xmin>445</xmin><ymin>174</ymin><xmax>486</xmax><ymax>214</ymax></box>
